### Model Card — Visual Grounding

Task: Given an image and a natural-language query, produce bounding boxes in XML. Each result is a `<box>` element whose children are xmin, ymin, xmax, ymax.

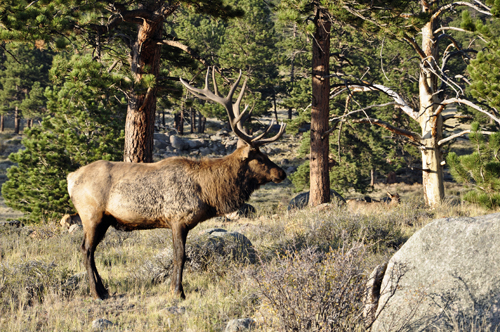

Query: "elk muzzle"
<box><xmin>271</xmin><ymin>167</ymin><xmax>287</xmax><ymax>183</ymax></box>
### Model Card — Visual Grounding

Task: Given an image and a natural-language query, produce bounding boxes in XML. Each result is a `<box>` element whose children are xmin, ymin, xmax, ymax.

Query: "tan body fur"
<box><xmin>68</xmin><ymin>145</ymin><xmax>286</xmax><ymax>299</ymax></box>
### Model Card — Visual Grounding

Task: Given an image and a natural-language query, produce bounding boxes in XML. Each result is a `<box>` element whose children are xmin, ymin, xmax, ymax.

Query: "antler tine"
<box><xmin>251</xmin><ymin>119</ymin><xmax>275</xmax><ymax>142</ymax></box>
<box><xmin>252</xmin><ymin>122</ymin><xmax>287</xmax><ymax>148</ymax></box>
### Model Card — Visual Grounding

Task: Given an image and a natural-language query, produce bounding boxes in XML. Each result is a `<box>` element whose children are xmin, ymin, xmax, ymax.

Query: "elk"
<box><xmin>67</xmin><ymin>68</ymin><xmax>286</xmax><ymax>300</ymax></box>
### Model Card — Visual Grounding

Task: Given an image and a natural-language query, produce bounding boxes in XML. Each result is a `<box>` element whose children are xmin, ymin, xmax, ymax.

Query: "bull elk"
<box><xmin>67</xmin><ymin>68</ymin><xmax>286</xmax><ymax>300</ymax></box>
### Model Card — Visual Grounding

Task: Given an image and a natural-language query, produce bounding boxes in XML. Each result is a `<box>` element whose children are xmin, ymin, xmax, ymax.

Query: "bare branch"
<box><xmin>346</xmin><ymin>84</ymin><xmax>419</xmax><ymax>119</ymax></box>
<box><xmin>438</xmin><ymin>129</ymin><xmax>496</xmax><ymax>145</ymax></box>
<box><xmin>434</xmin><ymin>26</ymin><xmax>470</xmax><ymax>34</ymax></box>
<box><xmin>352</xmin><ymin>118</ymin><xmax>423</xmax><ymax>144</ymax></box>
<box><xmin>402</xmin><ymin>36</ymin><xmax>426</xmax><ymax>59</ymax></box>
<box><xmin>440</xmin><ymin>98</ymin><xmax>500</xmax><ymax>126</ymax></box>
<box><xmin>432</xmin><ymin>2</ymin><xmax>492</xmax><ymax>20</ymax></box>
<box><xmin>159</xmin><ymin>39</ymin><xmax>210</xmax><ymax>67</ymax></box>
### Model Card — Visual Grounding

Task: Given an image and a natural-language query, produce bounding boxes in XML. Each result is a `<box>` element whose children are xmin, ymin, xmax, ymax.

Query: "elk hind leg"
<box><xmin>170</xmin><ymin>223</ymin><xmax>188</xmax><ymax>299</ymax></box>
<box><xmin>81</xmin><ymin>216</ymin><xmax>110</xmax><ymax>299</ymax></box>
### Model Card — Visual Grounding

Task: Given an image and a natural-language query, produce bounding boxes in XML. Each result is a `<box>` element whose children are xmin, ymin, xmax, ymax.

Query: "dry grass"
<box><xmin>1</xmin><ymin>190</ymin><xmax>497</xmax><ymax>331</ymax></box>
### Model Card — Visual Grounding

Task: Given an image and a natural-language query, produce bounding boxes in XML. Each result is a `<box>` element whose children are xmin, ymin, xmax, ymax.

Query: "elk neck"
<box><xmin>189</xmin><ymin>146</ymin><xmax>261</xmax><ymax>215</ymax></box>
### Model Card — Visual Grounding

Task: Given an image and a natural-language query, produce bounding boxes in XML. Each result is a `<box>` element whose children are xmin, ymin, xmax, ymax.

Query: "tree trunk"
<box><xmin>190</xmin><ymin>108</ymin><xmax>196</xmax><ymax>133</ymax></box>
<box><xmin>418</xmin><ymin>15</ymin><xmax>445</xmax><ymax>207</ymax></box>
<box><xmin>309</xmin><ymin>7</ymin><xmax>331</xmax><ymax>207</ymax></box>
<box><xmin>162</xmin><ymin>110</ymin><xmax>166</xmax><ymax>129</ymax></box>
<box><xmin>198</xmin><ymin>112</ymin><xmax>206</xmax><ymax>133</ymax></box>
<box><xmin>0</xmin><ymin>114</ymin><xmax>4</xmax><ymax>132</ymax></box>
<box><xmin>175</xmin><ymin>109</ymin><xmax>184</xmax><ymax>135</ymax></box>
<box><xmin>123</xmin><ymin>14</ymin><xmax>163</xmax><ymax>163</ymax></box>
<box><xmin>14</xmin><ymin>106</ymin><xmax>20</xmax><ymax>134</ymax></box>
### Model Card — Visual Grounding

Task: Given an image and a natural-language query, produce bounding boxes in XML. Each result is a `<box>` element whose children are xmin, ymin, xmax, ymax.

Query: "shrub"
<box><xmin>252</xmin><ymin>244</ymin><xmax>368</xmax><ymax>331</ymax></box>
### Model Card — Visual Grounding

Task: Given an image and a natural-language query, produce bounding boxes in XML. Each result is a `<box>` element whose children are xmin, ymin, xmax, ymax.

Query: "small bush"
<box><xmin>252</xmin><ymin>244</ymin><xmax>368</xmax><ymax>331</ymax></box>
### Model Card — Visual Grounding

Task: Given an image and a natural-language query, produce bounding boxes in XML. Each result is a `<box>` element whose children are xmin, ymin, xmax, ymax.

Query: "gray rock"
<box><xmin>164</xmin><ymin>306</ymin><xmax>186</xmax><ymax>315</ymax></box>
<box><xmin>154</xmin><ymin>132</ymin><xmax>169</xmax><ymax>143</ymax></box>
<box><xmin>187</xmin><ymin>139</ymin><xmax>206</xmax><ymax>149</ymax></box>
<box><xmin>225</xmin><ymin>203</ymin><xmax>256</xmax><ymax>219</ymax></box>
<box><xmin>0</xmin><ymin>160</ymin><xmax>16</xmax><ymax>172</ymax></box>
<box><xmin>170</xmin><ymin>135</ymin><xmax>188</xmax><ymax>150</ymax></box>
<box><xmin>225</xmin><ymin>318</ymin><xmax>255</xmax><ymax>332</ymax></box>
<box><xmin>68</xmin><ymin>224</ymin><xmax>83</xmax><ymax>233</ymax></box>
<box><xmin>0</xmin><ymin>220</ymin><xmax>23</xmax><ymax>228</ymax></box>
<box><xmin>288</xmin><ymin>189</ymin><xmax>346</xmax><ymax>210</ymax></box>
<box><xmin>154</xmin><ymin>139</ymin><xmax>168</xmax><ymax>150</ymax></box>
<box><xmin>371</xmin><ymin>213</ymin><xmax>500</xmax><ymax>332</ymax></box>
<box><xmin>199</xmin><ymin>147</ymin><xmax>212</xmax><ymax>156</ymax></box>
<box><xmin>92</xmin><ymin>318</ymin><xmax>113</xmax><ymax>330</ymax></box>
<box><xmin>285</xmin><ymin>166</ymin><xmax>297</xmax><ymax>174</ymax></box>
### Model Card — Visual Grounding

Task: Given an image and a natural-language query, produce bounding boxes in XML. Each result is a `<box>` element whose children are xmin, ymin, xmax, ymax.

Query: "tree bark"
<box><xmin>198</xmin><ymin>112</ymin><xmax>205</xmax><ymax>133</ymax></box>
<box><xmin>418</xmin><ymin>14</ymin><xmax>445</xmax><ymax>207</ymax></box>
<box><xmin>0</xmin><ymin>114</ymin><xmax>4</xmax><ymax>132</ymax></box>
<box><xmin>309</xmin><ymin>7</ymin><xmax>331</xmax><ymax>207</ymax></box>
<box><xmin>14</xmin><ymin>106</ymin><xmax>20</xmax><ymax>134</ymax></box>
<box><xmin>123</xmin><ymin>12</ymin><xmax>163</xmax><ymax>163</ymax></box>
<box><xmin>190</xmin><ymin>108</ymin><xmax>196</xmax><ymax>133</ymax></box>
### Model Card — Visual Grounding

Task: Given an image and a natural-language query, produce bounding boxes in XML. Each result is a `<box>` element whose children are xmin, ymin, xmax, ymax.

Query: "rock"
<box><xmin>0</xmin><ymin>160</ymin><xmax>16</xmax><ymax>172</ymax></box>
<box><xmin>0</xmin><ymin>220</ymin><xmax>23</xmax><ymax>228</ymax></box>
<box><xmin>164</xmin><ymin>306</ymin><xmax>186</xmax><ymax>315</ymax></box>
<box><xmin>199</xmin><ymin>147</ymin><xmax>211</xmax><ymax>156</ymax></box>
<box><xmin>68</xmin><ymin>224</ymin><xmax>83</xmax><ymax>233</ymax></box>
<box><xmin>170</xmin><ymin>135</ymin><xmax>188</xmax><ymax>150</ymax></box>
<box><xmin>92</xmin><ymin>318</ymin><xmax>113</xmax><ymax>330</ymax></box>
<box><xmin>154</xmin><ymin>132</ymin><xmax>169</xmax><ymax>143</ymax></box>
<box><xmin>187</xmin><ymin>139</ymin><xmax>206</xmax><ymax>149</ymax></box>
<box><xmin>371</xmin><ymin>213</ymin><xmax>500</xmax><ymax>332</ymax></box>
<box><xmin>225</xmin><ymin>203</ymin><xmax>256</xmax><ymax>220</ymax></box>
<box><xmin>285</xmin><ymin>166</ymin><xmax>297</xmax><ymax>174</ymax></box>
<box><xmin>280</xmin><ymin>158</ymin><xmax>289</xmax><ymax>165</ymax></box>
<box><xmin>225</xmin><ymin>318</ymin><xmax>256</xmax><ymax>332</ymax></box>
<box><xmin>154</xmin><ymin>139</ymin><xmax>168</xmax><ymax>150</ymax></box>
<box><xmin>288</xmin><ymin>189</ymin><xmax>346</xmax><ymax>210</ymax></box>
<box><xmin>60</xmin><ymin>214</ymin><xmax>82</xmax><ymax>228</ymax></box>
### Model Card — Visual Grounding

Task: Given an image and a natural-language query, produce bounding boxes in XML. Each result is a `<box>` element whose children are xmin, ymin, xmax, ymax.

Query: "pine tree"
<box><xmin>447</xmin><ymin>122</ymin><xmax>500</xmax><ymax>209</ymax></box>
<box><xmin>1</xmin><ymin>54</ymin><xmax>127</xmax><ymax>223</ymax></box>
<box><xmin>0</xmin><ymin>43</ymin><xmax>51</xmax><ymax>132</ymax></box>
<box><xmin>1</xmin><ymin>0</ymin><xmax>243</xmax><ymax>162</ymax></box>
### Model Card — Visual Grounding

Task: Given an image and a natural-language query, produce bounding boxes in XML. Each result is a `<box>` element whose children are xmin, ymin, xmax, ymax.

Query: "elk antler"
<box><xmin>180</xmin><ymin>67</ymin><xmax>286</xmax><ymax>148</ymax></box>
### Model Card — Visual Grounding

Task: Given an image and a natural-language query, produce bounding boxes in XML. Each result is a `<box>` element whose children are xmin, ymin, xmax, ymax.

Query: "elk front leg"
<box><xmin>81</xmin><ymin>220</ymin><xmax>110</xmax><ymax>300</ymax></box>
<box><xmin>170</xmin><ymin>223</ymin><xmax>188</xmax><ymax>299</ymax></box>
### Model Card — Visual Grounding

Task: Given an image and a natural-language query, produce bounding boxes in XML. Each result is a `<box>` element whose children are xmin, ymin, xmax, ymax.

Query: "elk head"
<box><xmin>180</xmin><ymin>68</ymin><xmax>287</xmax><ymax>184</ymax></box>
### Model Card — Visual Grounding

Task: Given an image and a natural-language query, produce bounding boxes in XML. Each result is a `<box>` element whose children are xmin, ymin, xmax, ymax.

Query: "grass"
<box><xmin>0</xmin><ymin>192</ymin><xmax>497</xmax><ymax>331</ymax></box>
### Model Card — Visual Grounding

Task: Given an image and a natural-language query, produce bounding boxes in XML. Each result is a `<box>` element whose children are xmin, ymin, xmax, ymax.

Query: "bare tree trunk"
<box><xmin>162</xmin><ymin>110</ymin><xmax>166</xmax><ymax>129</ymax></box>
<box><xmin>123</xmin><ymin>15</ymin><xmax>162</xmax><ymax>163</ymax></box>
<box><xmin>418</xmin><ymin>15</ymin><xmax>445</xmax><ymax>207</ymax></box>
<box><xmin>198</xmin><ymin>112</ymin><xmax>205</xmax><ymax>133</ymax></box>
<box><xmin>370</xmin><ymin>168</ymin><xmax>375</xmax><ymax>187</ymax></box>
<box><xmin>176</xmin><ymin>109</ymin><xmax>184</xmax><ymax>135</ymax></box>
<box><xmin>309</xmin><ymin>7</ymin><xmax>331</xmax><ymax>207</ymax></box>
<box><xmin>14</xmin><ymin>106</ymin><xmax>20</xmax><ymax>134</ymax></box>
<box><xmin>190</xmin><ymin>108</ymin><xmax>196</xmax><ymax>133</ymax></box>
<box><xmin>0</xmin><ymin>114</ymin><xmax>4</xmax><ymax>132</ymax></box>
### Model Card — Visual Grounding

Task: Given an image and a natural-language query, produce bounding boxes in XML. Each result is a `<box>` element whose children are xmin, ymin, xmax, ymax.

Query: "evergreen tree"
<box><xmin>0</xmin><ymin>43</ymin><xmax>51</xmax><ymax>132</ymax></box>
<box><xmin>447</xmin><ymin>122</ymin><xmax>500</xmax><ymax>209</ymax></box>
<box><xmin>1</xmin><ymin>0</ymin><xmax>243</xmax><ymax>162</ymax></box>
<box><xmin>1</xmin><ymin>54</ymin><xmax>127</xmax><ymax>223</ymax></box>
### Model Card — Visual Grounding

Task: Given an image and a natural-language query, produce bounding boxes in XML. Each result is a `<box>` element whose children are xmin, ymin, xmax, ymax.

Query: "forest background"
<box><xmin>0</xmin><ymin>0</ymin><xmax>499</xmax><ymax>223</ymax></box>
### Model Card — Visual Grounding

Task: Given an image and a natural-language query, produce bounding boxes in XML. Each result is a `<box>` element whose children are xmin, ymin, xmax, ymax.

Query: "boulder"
<box><xmin>288</xmin><ymin>189</ymin><xmax>346</xmax><ymax>210</ymax></box>
<box><xmin>60</xmin><ymin>214</ymin><xmax>82</xmax><ymax>228</ymax></box>
<box><xmin>170</xmin><ymin>135</ymin><xmax>188</xmax><ymax>150</ymax></box>
<box><xmin>225</xmin><ymin>203</ymin><xmax>256</xmax><ymax>220</ymax></box>
<box><xmin>92</xmin><ymin>318</ymin><xmax>113</xmax><ymax>331</ymax></box>
<box><xmin>0</xmin><ymin>220</ymin><xmax>23</xmax><ymax>228</ymax></box>
<box><xmin>370</xmin><ymin>213</ymin><xmax>500</xmax><ymax>331</ymax></box>
<box><xmin>187</xmin><ymin>138</ymin><xmax>206</xmax><ymax>149</ymax></box>
<box><xmin>225</xmin><ymin>318</ymin><xmax>256</xmax><ymax>332</ymax></box>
